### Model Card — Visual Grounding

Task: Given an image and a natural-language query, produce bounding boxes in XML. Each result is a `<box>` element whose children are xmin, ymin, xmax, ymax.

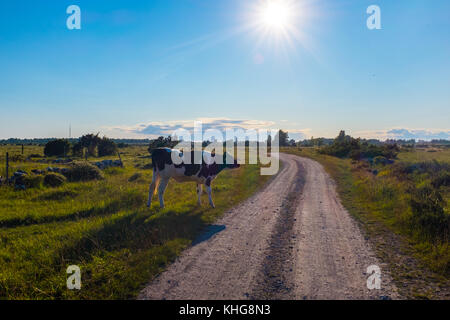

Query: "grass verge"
<box><xmin>282</xmin><ymin>147</ymin><xmax>449</xmax><ymax>299</ymax></box>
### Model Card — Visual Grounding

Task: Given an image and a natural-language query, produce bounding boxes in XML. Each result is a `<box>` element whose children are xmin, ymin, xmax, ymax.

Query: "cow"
<box><xmin>147</xmin><ymin>148</ymin><xmax>240</xmax><ymax>208</ymax></box>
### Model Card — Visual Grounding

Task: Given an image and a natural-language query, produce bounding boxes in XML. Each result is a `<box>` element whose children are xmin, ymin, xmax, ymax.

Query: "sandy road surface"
<box><xmin>139</xmin><ymin>153</ymin><xmax>398</xmax><ymax>300</ymax></box>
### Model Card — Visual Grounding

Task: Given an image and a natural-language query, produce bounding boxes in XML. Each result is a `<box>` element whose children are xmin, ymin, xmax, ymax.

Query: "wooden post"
<box><xmin>6</xmin><ymin>152</ymin><xmax>9</xmax><ymax>184</ymax></box>
<box><xmin>117</xmin><ymin>152</ymin><xmax>123</xmax><ymax>167</ymax></box>
<box><xmin>21</xmin><ymin>144</ymin><xmax>24</xmax><ymax>155</ymax></box>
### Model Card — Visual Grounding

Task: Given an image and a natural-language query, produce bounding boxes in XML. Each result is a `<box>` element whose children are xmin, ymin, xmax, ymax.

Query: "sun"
<box><xmin>260</xmin><ymin>1</ymin><xmax>292</xmax><ymax>30</ymax></box>
<box><xmin>244</xmin><ymin>0</ymin><xmax>314</xmax><ymax>55</ymax></box>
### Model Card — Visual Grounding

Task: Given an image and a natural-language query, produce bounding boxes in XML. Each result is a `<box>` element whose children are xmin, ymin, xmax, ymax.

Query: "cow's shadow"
<box><xmin>191</xmin><ymin>224</ymin><xmax>226</xmax><ymax>246</ymax></box>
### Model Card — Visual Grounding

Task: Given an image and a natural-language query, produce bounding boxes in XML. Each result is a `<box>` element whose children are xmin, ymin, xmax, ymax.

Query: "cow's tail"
<box><xmin>150</xmin><ymin>148</ymin><xmax>166</xmax><ymax>195</ymax></box>
<box><xmin>152</xmin><ymin>167</ymin><xmax>160</xmax><ymax>196</ymax></box>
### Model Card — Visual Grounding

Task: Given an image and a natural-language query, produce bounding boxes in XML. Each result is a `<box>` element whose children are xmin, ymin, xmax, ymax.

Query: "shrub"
<box><xmin>392</xmin><ymin>161</ymin><xmax>450</xmax><ymax>179</ymax></box>
<box><xmin>72</xmin><ymin>142</ymin><xmax>84</xmax><ymax>157</ymax></box>
<box><xmin>431</xmin><ymin>172</ymin><xmax>450</xmax><ymax>189</ymax></box>
<box><xmin>79</xmin><ymin>133</ymin><xmax>101</xmax><ymax>157</ymax></box>
<box><xmin>410</xmin><ymin>185</ymin><xmax>449</xmax><ymax>242</ymax></box>
<box><xmin>374</xmin><ymin>156</ymin><xmax>388</xmax><ymax>166</ymax></box>
<box><xmin>64</xmin><ymin>162</ymin><xmax>104</xmax><ymax>182</ymax></box>
<box><xmin>319</xmin><ymin>131</ymin><xmax>398</xmax><ymax>160</ymax></box>
<box><xmin>44</xmin><ymin>139</ymin><xmax>71</xmax><ymax>157</ymax></box>
<box><xmin>22</xmin><ymin>175</ymin><xmax>44</xmax><ymax>189</ymax></box>
<box><xmin>44</xmin><ymin>173</ymin><xmax>67</xmax><ymax>187</ymax></box>
<box><xmin>98</xmin><ymin>137</ymin><xmax>118</xmax><ymax>157</ymax></box>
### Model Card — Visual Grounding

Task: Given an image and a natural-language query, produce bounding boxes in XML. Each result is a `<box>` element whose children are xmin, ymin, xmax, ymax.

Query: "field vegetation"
<box><xmin>0</xmin><ymin>143</ymin><xmax>269</xmax><ymax>299</ymax></box>
<box><xmin>283</xmin><ymin>134</ymin><xmax>450</xmax><ymax>298</ymax></box>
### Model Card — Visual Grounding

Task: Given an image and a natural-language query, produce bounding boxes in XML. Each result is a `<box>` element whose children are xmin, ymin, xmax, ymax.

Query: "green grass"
<box><xmin>397</xmin><ymin>147</ymin><xmax>450</xmax><ymax>162</ymax></box>
<box><xmin>0</xmin><ymin>145</ymin><xmax>270</xmax><ymax>299</ymax></box>
<box><xmin>282</xmin><ymin>146</ymin><xmax>449</xmax><ymax>298</ymax></box>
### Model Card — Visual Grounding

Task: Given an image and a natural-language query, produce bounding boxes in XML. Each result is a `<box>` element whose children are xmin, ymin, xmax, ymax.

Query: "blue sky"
<box><xmin>0</xmin><ymin>0</ymin><xmax>449</xmax><ymax>140</ymax></box>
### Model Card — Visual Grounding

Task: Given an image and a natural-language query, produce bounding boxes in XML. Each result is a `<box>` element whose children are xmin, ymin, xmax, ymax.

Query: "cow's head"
<box><xmin>222</xmin><ymin>152</ymin><xmax>240</xmax><ymax>169</ymax></box>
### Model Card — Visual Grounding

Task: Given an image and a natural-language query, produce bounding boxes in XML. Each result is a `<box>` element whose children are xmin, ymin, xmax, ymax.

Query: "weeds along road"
<box><xmin>139</xmin><ymin>153</ymin><xmax>399</xmax><ymax>300</ymax></box>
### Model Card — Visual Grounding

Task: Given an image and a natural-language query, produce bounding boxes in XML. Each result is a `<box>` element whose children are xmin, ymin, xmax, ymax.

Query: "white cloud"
<box><xmin>101</xmin><ymin>122</ymin><xmax>449</xmax><ymax>142</ymax></box>
<box><xmin>354</xmin><ymin>128</ymin><xmax>450</xmax><ymax>141</ymax></box>
<box><xmin>102</xmin><ymin>118</ymin><xmax>310</xmax><ymax>140</ymax></box>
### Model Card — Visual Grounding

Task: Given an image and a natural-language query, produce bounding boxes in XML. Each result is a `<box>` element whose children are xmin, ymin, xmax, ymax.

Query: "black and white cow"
<box><xmin>147</xmin><ymin>148</ymin><xmax>240</xmax><ymax>208</ymax></box>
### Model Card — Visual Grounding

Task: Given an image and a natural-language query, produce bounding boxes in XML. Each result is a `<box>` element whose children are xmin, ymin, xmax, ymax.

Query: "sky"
<box><xmin>0</xmin><ymin>0</ymin><xmax>449</xmax><ymax>141</ymax></box>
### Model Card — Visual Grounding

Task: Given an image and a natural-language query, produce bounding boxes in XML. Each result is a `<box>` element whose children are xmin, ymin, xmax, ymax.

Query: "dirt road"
<box><xmin>139</xmin><ymin>153</ymin><xmax>399</xmax><ymax>300</ymax></box>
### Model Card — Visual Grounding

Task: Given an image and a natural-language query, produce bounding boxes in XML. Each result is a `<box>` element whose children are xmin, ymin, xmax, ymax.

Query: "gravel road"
<box><xmin>138</xmin><ymin>153</ymin><xmax>399</xmax><ymax>300</ymax></box>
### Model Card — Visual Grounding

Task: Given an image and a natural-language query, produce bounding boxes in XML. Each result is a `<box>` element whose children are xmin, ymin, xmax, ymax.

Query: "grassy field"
<box><xmin>282</xmin><ymin>146</ymin><xmax>449</xmax><ymax>298</ymax></box>
<box><xmin>0</xmin><ymin>145</ymin><xmax>270</xmax><ymax>299</ymax></box>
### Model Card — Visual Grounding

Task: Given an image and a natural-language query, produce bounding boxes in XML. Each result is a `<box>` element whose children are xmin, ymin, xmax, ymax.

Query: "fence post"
<box><xmin>6</xmin><ymin>152</ymin><xmax>9</xmax><ymax>184</ymax></box>
<box><xmin>22</xmin><ymin>144</ymin><xmax>24</xmax><ymax>155</ymax></box>
<box><xmin>117</xmin><ymin>152</ymin><xmax>123</xmax><ymax>167</ymax></box>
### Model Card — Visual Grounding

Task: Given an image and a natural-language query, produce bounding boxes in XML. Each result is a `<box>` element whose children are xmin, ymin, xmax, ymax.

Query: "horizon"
<box><xmin>1</xmin><ymin>132</ymin><xmax>449</xmax><ymax>143</ymax></box>
<box><xmin>1</xmin><ymin>1</ymin><xmax>449</xmax><ymax>141</ymax></box>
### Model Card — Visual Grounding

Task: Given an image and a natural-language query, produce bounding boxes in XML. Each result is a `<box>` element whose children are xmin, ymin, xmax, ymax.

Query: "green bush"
<box><xmin>410</xmin><ymin>185</ymin><xmax>449</xmax><ymax>242</ymax></box>
<box><xmin>374</xmin><ymin>156</ymin><xmax>388</xmax><ymax>165</ymax></box>
<box><xmin>72</xmin><ymin>142</ymin><xmax>84</xmax><ymax>157</ymax></box>
<box><xmin>319</xmin><ymin>131</ymin><xmax>399</xmax><ymax>160</ymax></box>
<box><xmin>64</xmin><ymin>162</ymin><xmax>104</xmax><ymax>182</ymax></box>
<box><xmin>431</xmin><ymin>172</ymin><xmax>450</xmax><ymax>188</ymax></box>
<box><xmin>80</xmin><ymin>133</ymin><xmax>101</xmax><ymax>157</ymax></box>
<box><xmin>44</xmin><ymin>139</ymin><xmax>71</xmax><ymax>157</ymax></box>
<box><xmin>98</xmin><ymin>137</ymin><xmax>118</xmax><ymax>157</ymax></box>
<box><xmin>22</xmin><ymin>175</ymin><xmax>44</xmax><ymax>189</ymax></box>
<box><xmin>44</xmin><ymin>173</ymin><xmax>67</xmax><ymax>187</ymax></box>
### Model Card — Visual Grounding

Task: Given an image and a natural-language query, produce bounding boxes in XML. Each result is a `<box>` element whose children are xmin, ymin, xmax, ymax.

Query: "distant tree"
<box><xmin>335</xmin><ymin>130</ymin><xmax>350</xmax><ymax>143</ymax></box>
<box><xmin>277</xmin><ymin>130</ymin><xmax>290</xmax><ymax>147</ymax></box>
<box><xmin>80</xmin><ymin>133</ymin><xmax>101</xmax><ymax>157</ymax></box>
<box><xmin>317</xmin><ymin>138</ymin><xmax>324</xmax><ymax>146</ymax></box>
<box><xmin>72</xmin><ymin>141</ymin><xmax>84</xmax><ymax>157</ymax></box>
<box><xmin>117</xmin><ymin>142</ymin><xmax>128</xmax><ymax>148</ymax></box>
<box><xmin>98</xmin><ymin>137</ymin><xmax>118</xmax><ymax>157</ymax></box>
<box><xmin>148</xmin><ymin>136</ymin><xmax>179</xmax><ymax>154</ymax></box>
<box><xmin>44</xmin><ymin>139</ymin><xmax>71</xmax><ymax>157</ymax></box>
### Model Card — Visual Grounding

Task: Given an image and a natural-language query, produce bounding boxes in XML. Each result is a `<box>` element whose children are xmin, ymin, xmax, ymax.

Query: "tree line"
<box><xmin>43</xmin><ymin>134</ymin><xmax>119</xmax><ymax>158</ymax></box>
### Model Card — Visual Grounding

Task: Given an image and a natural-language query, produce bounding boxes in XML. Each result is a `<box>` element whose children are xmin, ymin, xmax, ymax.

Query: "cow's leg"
<box><xmin>147</xmin><ymin>168</ymin><xmax>160</xmax><ymax>207</ymax></box>
<box><xmin>158</xmin><ymin>178</ymin><xmax>170</xmax><ymax>208</ymax></box>
<box><xmin>196</xmin><ymin>184</ymin><xmax>203</xmax><ymax>206</ymax></box>
<box><xmin>205</xmin><ymin>184</ymin><xmax>215</xmax><ymax>208</ymax></box>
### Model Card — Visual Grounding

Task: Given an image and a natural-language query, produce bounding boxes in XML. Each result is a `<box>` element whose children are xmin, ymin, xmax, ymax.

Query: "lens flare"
<box><xmin>261</xmin><ymin>1</ymin><xmax>292</xmax><ymax>30</ymax></box>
